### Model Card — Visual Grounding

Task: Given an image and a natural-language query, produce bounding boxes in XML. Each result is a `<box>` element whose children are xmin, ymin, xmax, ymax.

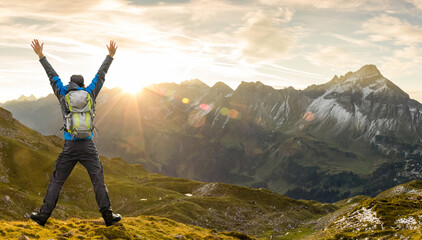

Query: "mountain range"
<box><xmin>1</xmin><ymin>89</ymin><xmax>422</xmax><ymax>238</ymax></box>
<box><xmin>2</xmin><ymin>64</ymin><xmax>422</xmax><ymax>202</ymax></box>
<box><xmin>0</xmin><ymin>106</ymin><xmax>333</xmax><ymax>238</ymax></box>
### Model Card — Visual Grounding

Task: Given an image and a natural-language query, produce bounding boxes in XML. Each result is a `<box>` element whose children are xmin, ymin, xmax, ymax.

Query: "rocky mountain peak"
<box><xmin>211</xmin><ymin>81</ymin><xmax>233</xmax><ymax>91</ymax></box>
<box><xmin>318</xmin><ymin>64</ymin><xmax>412</xmax><ymax>99</ymax></box>
<box><xmin>330</xmin><ymin>75</ymin><xmax>340</xmax><ymax>82</ymax></box>
<box><xmin>209</xmin><ymin>82</ymin><xmax>234</xmax><ymax>97</ymax></box>
<box><xmin>236</xmin><ymin>81</ymin><xmax>275</xmax><ymax>91</ymax></box>
<box><xmin>354</xmin><ymin>64</ymin><xmax>382</xmax><ymax>78</ymax></box>
<box><xmin>16</xmin><ymin>94</ymin><xmax>37</xmax><ymax>102</ymax></box>
<box><xmin>233</xmin><ymin>81</ymin><xmax>278</xmax><ymax>101</ymax></box>
<box><xmin>331</xmin><ymin>64</ymin><xmax>383</xmax><ymax>86</ymax></box>
<box><xmin>180</xmin><ymin>79</ymin><xmax>210</xmax><ymax>89</ymax></box>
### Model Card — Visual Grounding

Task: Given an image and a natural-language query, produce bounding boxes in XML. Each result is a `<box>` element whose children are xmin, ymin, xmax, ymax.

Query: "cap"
<box><xmin>70</xmin><ymin>75</ymin><xmax>84</xmax><ymax>87</ymax></box>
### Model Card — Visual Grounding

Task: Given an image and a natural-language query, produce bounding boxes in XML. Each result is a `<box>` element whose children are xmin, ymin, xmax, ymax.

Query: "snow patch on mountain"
<box><xmin>395</xmin><ymin>216</ymin><xmax>418</xmax><ymax>230</ymax></box>
<box><xmin>353</xmin><ymin>104</ymin><xmax>368</xmax><ymax>130</ymax></box>
<box><xmin>361</xmin><ymin>86</ymin><xmax>374</xmax><ymax>99</ymax></box>
<box><xmin>332</xmin><ymin>207</ymin><xmax>382</xmax><ymax>231</ymax></box>
<box><xmin>360</xmin><ymin>78</ymin><xmax>388</xmax><ymax>99</ymax></box>
<box><xmin>304</xmin><ymin>66</ymin><xmax>417</xmax><ymax>140</ymax></box>
<box><xmin>355</xmin><ymin>207</ymin><xmax>382</xmax><ymax>224</ymax></box>
<box><xmin>333</xmin><ymin>76</ymin><xmax>387</xmax><ymax>96</ymax></box>
<box><xmin>307</xmin><ymin>90</ymin><xmax>352</xmax><ymax>125</ymax></box>
<box><xmin>307</xmin><ymin>93</ymin><xmax>370</xmax><ymax>128</ymax></box>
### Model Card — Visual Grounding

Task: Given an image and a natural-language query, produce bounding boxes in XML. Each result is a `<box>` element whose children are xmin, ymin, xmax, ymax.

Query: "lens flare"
<box><xmin>200</xmin><ymin>104</ymin><xmax>210</xmax><ymax>111</ymax></box>
<box><xmin>220</xmin><ymin>107</ymin><xmax>229</xmax><ymax>116</ymax></box>
<box><xmin>188</xmin><ymin>111</ymin><xmax>206</xmax><ymax>128</ymax></box>
<box><xmin>182</xmin><ymin>98</ymin><xmax>190</xmax><ymax>104</ymax></box>
<box><xmin>228</xmin><ymin>109</ymin><xmax>239</xmax><ymax>119</ymax></box>
<box><xmin>254</xmin><ymin>118</ymin><xmax>264</xmax><ymax>126</ymax></box>
<box><xmin>303</xmin><ymin>112</ymin><xmax>315</xmax><ymax>122</ymax></box>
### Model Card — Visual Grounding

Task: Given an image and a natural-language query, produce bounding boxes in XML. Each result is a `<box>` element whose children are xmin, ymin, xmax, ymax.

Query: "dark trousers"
<box><xmin>40</xmin><ymin>139</ymin><xmax>112</xmax><ymax>216</ymax></box>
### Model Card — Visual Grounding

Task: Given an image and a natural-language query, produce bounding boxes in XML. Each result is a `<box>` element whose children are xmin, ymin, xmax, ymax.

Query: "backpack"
<box><xmin>64</xmin><ymin>89</ymin><xmax>95</xmax><ymax>139</ymax></box>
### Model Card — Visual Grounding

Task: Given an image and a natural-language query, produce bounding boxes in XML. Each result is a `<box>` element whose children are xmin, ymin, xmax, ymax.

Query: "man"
<box><xmin>29</xmin><ymin>39</ymin><xmax>122</xmax><ymax>227</ymax></box>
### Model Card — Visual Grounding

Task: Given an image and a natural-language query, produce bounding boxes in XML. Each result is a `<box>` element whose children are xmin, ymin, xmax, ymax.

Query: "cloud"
<box><xmin>406</xmin><ymin>0</ymin><xmax>422</xmax><ymax>10</ymax></box>
<box><xmin>355</xmin><ymin>13</ymin><xmax>422</xmax><ymax>79</ymax></box>
<box><xmin>3</xmin><ymin>0</ymin><xmax>421</xmax><ymax>103</ymax></box>
<box><xmin>329</xmin><ymin>33</ymin><xmax>373</xmax><ymax>47</ymax></box>
<box><xmin>380</xmin><ymin>58</ymin><xmax>416</xmax><ymax>79</ymax></box>
<box><xmin>394</xmin><ymin>45</ymin><xmax>422</xmax><ymax>60</ymax></box>
<box><xmin>305</xmin><ymin>46</ymin><xmax>361</xmax><ymax>69</ymax></box>
<box><xmin>259</xmin><ymin>0</ymin><xmax>365</xmax><ymax>9</ymax></box>
<box><xmin>258</xmin><ymin>0</ymin><xmax>411</xmax><ymax>13</ymax></box>
<box><xmin>126</xmin><ymin>0</ymin><xmax>300</xmax><ymax>63</ymax></box>
<box><xmin>0</xmin><ymin>0</ymin><xmax>104</xmax><ymax>16</ymax></box>
<box><xmin>188</xmin><ymin>0</ymin><xmax>243</xmax><ymax>22</ymax></box>
<box><xmin>380</xmin><ymin>45</ymin><xmax>422</xmax><ymax>78</ymax></box>
<box><xmin>358</xmin><ymin>14</ymin><xmax>422</xmax><ymax>46</ymax></box>
<box><xmin>236</xmin><ymin>8</ymin><xmax>296</xmax><ymax>62</ymax></box>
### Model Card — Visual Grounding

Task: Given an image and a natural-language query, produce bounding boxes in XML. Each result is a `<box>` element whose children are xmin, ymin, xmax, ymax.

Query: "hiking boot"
<box><xmin>30</xmin><ymin>212</ymin><xmax>50</xmax><ymax>227</ymax></box>
<box><xmin>102</xmin><ymin>210</ymin><xmax>122</xmax><ymax>227</ymax></box>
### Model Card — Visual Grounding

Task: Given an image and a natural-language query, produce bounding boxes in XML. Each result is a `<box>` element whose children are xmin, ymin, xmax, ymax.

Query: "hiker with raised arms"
<box><xmin>29</xmin><ymin>39</ymin><xmax>122</xmax><ymax>227</ymax></box>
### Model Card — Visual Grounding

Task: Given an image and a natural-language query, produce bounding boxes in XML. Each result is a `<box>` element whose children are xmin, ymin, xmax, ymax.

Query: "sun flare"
<box><xmin>120</xmin><ymin>84</ymin><xmax>143</xmax><ymax>95</ymax></box>
<box><xmin>106</xmin><ymin>47</ymin><xmax>199</xmax><ymax>94</ymax></box>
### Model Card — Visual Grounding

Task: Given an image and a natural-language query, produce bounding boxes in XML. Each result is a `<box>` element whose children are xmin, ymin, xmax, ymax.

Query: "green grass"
<box><xmin>0</xmin><ymin>216</ymin><xmax>259</xmax><ymax>240</ymax></box>
<box><xmin>309</xmin><ymin>181</ymin><xmax>422</xmax><ymax>240</ymax></box>
<box><xmin>0</xmin><ymin>109</ymin><xmax>336</xmax><ymax>239</ymax></box>
<box><xmin>277</xmin><ymin>228</ymin><xmax>315</xmax><ymax>240</ymax></box>
<box><xmin>4</xmin><ymin>107</ymin><xmax>422</xmax><ymax>239</ymax></box>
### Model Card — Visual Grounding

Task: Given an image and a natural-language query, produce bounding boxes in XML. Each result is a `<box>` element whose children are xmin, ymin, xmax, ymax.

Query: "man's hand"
<box><xmin>106</xmin><ymin>40</ymin><xmax>118</xmax><ymax>58</ymax></box>
<box><xmin>31</xmin><ymin>39</ymin><xmax>44</xmax><ymax>59</ymax></box>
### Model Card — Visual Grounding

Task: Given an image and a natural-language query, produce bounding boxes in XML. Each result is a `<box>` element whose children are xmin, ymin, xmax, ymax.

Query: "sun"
<box><xmin>106</xmin><ymin>50</ymin><xmax>195</xmax><ymax>94</ymax></box>
<box><xmin>120</xmin><ymin>83</ymin><xmax>143</xmax><ymax>95</ymax></box>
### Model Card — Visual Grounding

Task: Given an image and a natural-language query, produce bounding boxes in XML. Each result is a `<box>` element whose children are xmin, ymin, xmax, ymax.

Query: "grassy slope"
<box><xmin>0</xmin><ymin>107</ymin><xmax>334</xmax><ymax>239</ymax></box>
<box><xmin>0</xmin><ymin>215</ymin><xmax>256</xmax><ymax>240</ymax></box>
<box><xmin>308</xmin><ymin>180</ymin><xmax>422</xmax><ymax>239</ymax></box>
<box><xmin>3</xmin><ymin>106</ymin><xmax>422</xmax><ymax>239</ymax></box>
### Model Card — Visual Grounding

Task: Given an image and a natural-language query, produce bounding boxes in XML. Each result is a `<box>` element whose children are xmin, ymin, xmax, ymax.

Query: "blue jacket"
<box><xmin>39</xmin><ymin>55</ymin><xmax>113</xmax><ymax>140</ymax></box>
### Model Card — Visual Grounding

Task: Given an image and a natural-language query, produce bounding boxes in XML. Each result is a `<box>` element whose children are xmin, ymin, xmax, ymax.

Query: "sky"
<box><xmin>1</xmin><ymin>0</ymin><xmax>422</xmax><ymax>103</ymax></box>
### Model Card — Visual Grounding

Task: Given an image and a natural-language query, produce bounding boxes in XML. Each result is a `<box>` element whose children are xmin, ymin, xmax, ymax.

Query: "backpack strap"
<box><xmin>65</xmin><ymin>93</ymin><xmax>73</xmax><ymax>112</ymax></box>
<box><xmin>73</xmin><ymin>113</ymin><xmax>80</xmax><ymax>135</ymax></box>
<box><xmin>87</xmin><ymin>91</ymin><xmax>93</xmax><ymax>111</ymax></box>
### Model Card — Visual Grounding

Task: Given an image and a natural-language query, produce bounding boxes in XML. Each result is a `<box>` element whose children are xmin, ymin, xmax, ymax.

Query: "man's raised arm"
<box><xmin>31</xmin><ymin>39</ymin><xmax>67</xmax><ymax>98</ymax></box>
<box><xmin>85</xmin><ymin>40</ymin><xmax>118</xmax><ymax>100</ymax></box>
